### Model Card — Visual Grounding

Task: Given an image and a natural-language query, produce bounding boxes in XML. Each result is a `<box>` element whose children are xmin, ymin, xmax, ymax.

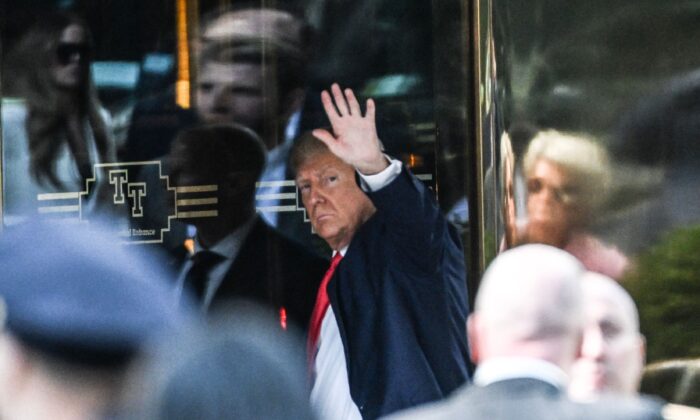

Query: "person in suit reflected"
<box><xmin>387</xmin><ymin>244</ymin><xmax>662</xmax><ymax>420</ymax></box>
<box><xmin>293</xmin><ymin>84</ymin><xmax>471</xmax><ymax>419</ymax></box>
<box><xmin>168</xmin><ymin>124</ymin><xmax>326</xmax><ymax>330</ymax></box>
<box><xmin>124</xmin><ymin>6</ymin><xmax>324</xmax><ymax>258</ymax></box>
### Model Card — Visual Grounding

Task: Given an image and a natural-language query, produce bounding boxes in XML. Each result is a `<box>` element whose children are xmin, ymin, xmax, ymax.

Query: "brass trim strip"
<box><xmin>37</xmin><ymin>192</ymin><xmax>81</xmax><ymax>200</ymax></box>
<box><xmin>93</xmin><ymin>160</ymin><xmax>164</xmax><ymax>167</ymax></box>
<box><xmin>175</xmin><ymin>185</ymin><xmax>218</xmax><ymax>193</ymax></box>
<box><xmin>176</xmin><ymin>198</ymin><xmax>218</xmax><ymax>206</ymax></box>
<box><xmin>255</xmin><ymin>193</ymin><xmax>297</xmax><ymax>200</ymax></box>
<box><xmin>257</xmin><ymin>205</ymin><xmax>299</xmax><ymax>212</ymax></box>
<box><xmin>38</xmin><ymin>205</ymin><xmax>80</xmax><ymax>214</ymax></box>
<box><xmin>472</xmin><ymin>0</ymin><xmax>487</xmax><ymax>274</ymax></box>
<box><xmin>177</xmin><ymin>210</ymin><xmax>218</xmax><ymax>218</ymax></box>
<box><xmin>256</xmin><ymin>180</ymin><xmax>297</xmax><ymax>188</ymax></box>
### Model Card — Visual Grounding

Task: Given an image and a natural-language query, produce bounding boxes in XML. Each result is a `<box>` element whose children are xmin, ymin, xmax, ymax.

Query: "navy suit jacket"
<box><xmin>209</xmin><ymin>217</ymin><xmax>327</xmax><ymax>331</ymax></box>
<box><xmin>327</xmin><ymin>166</ymin><xmax>471</xmax><ymax>419</ymax></box>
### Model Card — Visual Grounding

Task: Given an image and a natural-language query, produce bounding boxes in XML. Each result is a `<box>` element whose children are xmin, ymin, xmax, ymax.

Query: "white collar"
<box><xmin>335</xmin><ymin>245</ymin><xmax>349</xmax><ymax>257</ymax></box>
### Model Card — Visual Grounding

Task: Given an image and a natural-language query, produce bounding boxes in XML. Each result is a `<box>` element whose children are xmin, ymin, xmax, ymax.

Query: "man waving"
<box><xmin>291</xmin><ymin>84</ymin><xmax>471</xmax><ymax>419</ymax></box>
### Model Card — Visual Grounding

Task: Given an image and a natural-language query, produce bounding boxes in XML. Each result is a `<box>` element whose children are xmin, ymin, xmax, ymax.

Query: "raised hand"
<box><xmin>312</xmin><ymin>83</ymin><xmax>388</xmax><ymax>175</ymax></box>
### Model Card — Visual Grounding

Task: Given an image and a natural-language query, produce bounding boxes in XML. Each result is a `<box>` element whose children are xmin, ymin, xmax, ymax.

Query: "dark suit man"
<box><xmin>169</xmin><ymin>124</ymin><xmax>326</xmax><ymax>329</ymax></box>
<box><xmin>291</xmin><ymin>84</ymin><xmax>470</xmax><ymax>419</ymax></box>
<box><xmin>387</xmin><ymin>244</ymin><xmax>663</xmax><ymax>420</ymax></box>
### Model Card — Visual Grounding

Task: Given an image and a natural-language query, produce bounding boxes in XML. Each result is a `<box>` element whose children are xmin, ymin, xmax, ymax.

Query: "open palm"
<box><xmin>312</xmin><ymin>84</ymin><xmax>387</xmax><ymax>174</ymax></box>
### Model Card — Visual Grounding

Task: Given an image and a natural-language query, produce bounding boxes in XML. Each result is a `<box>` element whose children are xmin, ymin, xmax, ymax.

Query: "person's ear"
<box><xmin>467</xmin><ymin>315</ymin><xmax>480</xmax><ymax>365</ymax></box>
<box><xmin>633</xmin><ymin>334</ymin><xmax>647</xmax><ymax>391</ymax></box>
<box><xmin>638</xmin><ymin>334</ymin><xmax>647</xmax><ymax>366</ymax></box>
<box><xmin>574</xmin><ymin>328</ymin><xmax>584</xmax><ymax>359</ymax></box>
<box><xmin>0</xmin><ymin>335</ymin><xmax>32</xmax><ymax>396</ymax></box>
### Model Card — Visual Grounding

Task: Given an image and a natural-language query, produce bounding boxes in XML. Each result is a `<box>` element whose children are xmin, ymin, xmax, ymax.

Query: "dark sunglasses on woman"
<box><xmin>55</xmin><ymin>42</ymin><xmax>90</xmax><ymax>65</ymax></box>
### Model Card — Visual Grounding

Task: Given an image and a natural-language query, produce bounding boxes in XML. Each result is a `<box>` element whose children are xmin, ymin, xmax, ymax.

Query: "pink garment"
<box><xmin>564</xmin><ymin>233</ymin><xmax>629</xmax><ymax>280</ymax></box>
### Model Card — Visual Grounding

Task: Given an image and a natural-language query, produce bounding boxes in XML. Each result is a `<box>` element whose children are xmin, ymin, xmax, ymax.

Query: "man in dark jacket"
<box><xmin>170</xmin><ymin>123</ymin><xmax>326</xmax><ymax>329</ymax></box>
<box><xmin>292</xmin><ymin>84</ymin><xmax>470</xmax><ymax>419</ymax></box>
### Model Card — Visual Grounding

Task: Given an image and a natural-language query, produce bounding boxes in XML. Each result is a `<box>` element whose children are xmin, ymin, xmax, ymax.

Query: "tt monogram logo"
<box><xmin>108</xmin><ymin>169</ymin><xmax>147</xmax><ymax>217</ymax></box>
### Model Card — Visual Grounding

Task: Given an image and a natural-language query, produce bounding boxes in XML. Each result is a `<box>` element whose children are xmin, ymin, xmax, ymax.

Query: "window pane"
<box><xmin>1</xmin><ymin>1</ymin><xmax>475</xmax><ymax>324</ymax></box>
<box><xmin>488</xmin><ymin>0</ymin><xmax>700</xmax><ymax>404</ymax></box>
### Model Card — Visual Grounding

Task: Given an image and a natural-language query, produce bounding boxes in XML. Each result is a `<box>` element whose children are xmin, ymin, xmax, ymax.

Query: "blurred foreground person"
<box><xmin>570</xmin><ymin>272</ymin><xmax>646</xmax><ymax>399</ymax></box>
<box><xmin>120</xmin><ymin>304</ymin><xmax>315</xmax><ymax>420</ymax></box>
<box><xmin>570</xmin><ymin>272</ymin><xmax>700</xmax><ymax>419</ymax></box>
<box><xmin>388</xmin><ymin>244</ymin><xmax>661</xmax><ymax>420</ymax></box>
<box><xmin>0</xmin><ymin>223</ymin><xmax>189</xmax><ymax>420</ymax></box>
<box><xmin>294</xmin><ymin>85</ymin><xmax>470</xmax><ymax>419</ymax></box>
<box><xmin>520</xmin><ymin>130</ymin><xmax>628</xmax><ymax>279</ymax></box>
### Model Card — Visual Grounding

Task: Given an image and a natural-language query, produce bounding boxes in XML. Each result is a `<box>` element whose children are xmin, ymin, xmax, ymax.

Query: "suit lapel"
<box><xmin>213</xmin><ymin>218</ymin><xmax>270</xmax><ymax>304</ymax></box>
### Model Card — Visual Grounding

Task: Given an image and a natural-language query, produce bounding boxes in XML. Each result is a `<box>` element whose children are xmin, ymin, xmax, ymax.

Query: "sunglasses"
<box><xmin>55</xmin><ymin>43</ymin><xmax>90</xmax><ymax>65</ymax></box>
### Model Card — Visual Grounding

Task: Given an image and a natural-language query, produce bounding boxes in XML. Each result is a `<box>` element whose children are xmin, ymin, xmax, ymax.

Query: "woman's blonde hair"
<box><xmin>523</xmin><ymin>129</ymin><xmax>612</xmax><ymax>215</ymax></box>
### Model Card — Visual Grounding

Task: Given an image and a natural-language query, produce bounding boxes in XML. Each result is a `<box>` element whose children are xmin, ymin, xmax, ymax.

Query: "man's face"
<box><xmin>196</xmin><ymin>62</ymin><xmax>271</xmax><ymax>136</ymax></box>
<box><xmin>296</xmin><ymin>152</ymin><xmax>375</xmax><ymax>251</ymax></box>
<box><xmin>570</xmin><ymin>294</ymin><xmax>644</xmax><ymax>397</ymax></box>
<box><xmin>525</xmin><ymin>158</ymin><xmax>581</xmax><ymax>247</ymax></box>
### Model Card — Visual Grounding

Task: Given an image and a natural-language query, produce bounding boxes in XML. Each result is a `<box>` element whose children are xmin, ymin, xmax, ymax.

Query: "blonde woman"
<box><xmin>519</xmin><ymin>130</ymin><xmax>628</xmax><ymax>279</ymax></box>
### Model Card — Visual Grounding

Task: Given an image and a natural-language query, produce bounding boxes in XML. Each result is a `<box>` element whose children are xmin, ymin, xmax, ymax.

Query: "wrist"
<box><xmin>357</xmin><ymin>154</ymin><xmax>390</xmax><ymax>175</ymax></box>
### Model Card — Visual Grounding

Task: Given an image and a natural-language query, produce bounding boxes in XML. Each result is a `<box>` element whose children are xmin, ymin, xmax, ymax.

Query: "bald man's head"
<box><xmin>569</xmin><ymin>272</ymin><xmax>645</xmax><ymax>399</ymax></box>
<box><xmin>469</xmin><ymin>244</ymin><xmax>585</xmax><ymax>371</ymax></box>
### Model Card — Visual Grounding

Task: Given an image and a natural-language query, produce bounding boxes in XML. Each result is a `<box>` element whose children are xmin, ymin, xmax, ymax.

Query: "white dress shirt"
<box><xmin>310</xmin><ymin>157</ymin><xmax>402</xmax><ymax>420</ymax></box>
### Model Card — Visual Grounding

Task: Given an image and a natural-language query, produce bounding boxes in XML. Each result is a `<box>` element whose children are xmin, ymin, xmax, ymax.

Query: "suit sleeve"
<box><xmin>365</xmin><ymin>163</ymin><xmax>462</xmax><ymax>276</ymax></box>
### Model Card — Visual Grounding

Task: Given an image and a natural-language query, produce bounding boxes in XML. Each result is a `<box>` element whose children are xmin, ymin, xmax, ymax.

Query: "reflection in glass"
<box><xmin>499</xmin><ymin>133</ymin><xmax>517</xmax><ymax>249</ymax></box>
<box><xmin>614</xmin><ymin>72</ymin><xmax>700</xmax><ymax>367</ymax></box>
<box><xmin>166</xmin><ymin>123</ymin><xmax>326</xmax><ymax>327</ymax></box>
<box><xmin>517</xmin><ymin>130</ymin><xmax>628</xmax><ymax>279</ymax></box>
<box><xmin>2</xmin><ymin>11</ymin><xmax>116</xmax><ymax>225</ymax></box>
<box><xmin>489</xmin><ymin>0</ymin><xmax>700</xmax><ymax>406</ymax></box>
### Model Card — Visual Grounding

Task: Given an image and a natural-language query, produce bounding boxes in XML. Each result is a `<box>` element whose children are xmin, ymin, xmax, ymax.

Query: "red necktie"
<box><xmin>307</xmin><ymin>253</ymin><xmax>343</xmax><ymax>366</ymax></box>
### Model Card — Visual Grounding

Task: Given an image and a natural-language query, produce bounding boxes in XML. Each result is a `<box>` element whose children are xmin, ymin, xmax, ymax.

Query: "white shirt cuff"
<box><xmin>357</xmin><ymin>155</ymin><xmax>403</xmax><ymax>192</ymax></box>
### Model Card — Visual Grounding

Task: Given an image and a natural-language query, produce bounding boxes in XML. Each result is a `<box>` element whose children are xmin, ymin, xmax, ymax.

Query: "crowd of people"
<box><xmin>0</xmin><ymin>4</ymin><xmax>698</xmax><ymax>420</ymax></box>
